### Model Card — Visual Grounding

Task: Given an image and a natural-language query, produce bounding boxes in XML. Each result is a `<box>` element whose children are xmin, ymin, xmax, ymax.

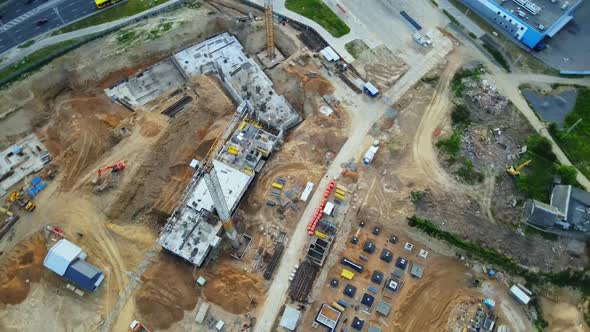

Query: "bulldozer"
<box><xmin>507</xmin><ymin>160</ymin><xmax>532</xmax><ymax>176</ymax></box>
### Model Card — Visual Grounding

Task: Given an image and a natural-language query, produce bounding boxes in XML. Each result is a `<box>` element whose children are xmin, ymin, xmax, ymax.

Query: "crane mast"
<box><xmin>264</xmin><ymin>0</ymin><xmax>275</xmax><ymax>59</ymax></box>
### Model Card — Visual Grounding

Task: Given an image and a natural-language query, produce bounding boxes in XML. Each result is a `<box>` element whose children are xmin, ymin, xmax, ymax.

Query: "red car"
<box><xmin>35</xmin><ymin>18</ymin><xmax>48</xmax><ymax>26</ymax></box>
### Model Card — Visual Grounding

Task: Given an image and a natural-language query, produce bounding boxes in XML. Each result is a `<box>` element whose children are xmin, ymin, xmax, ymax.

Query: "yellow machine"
<box><xmin>507</xmin><ymin>160</ymin><xmax>532</xmax><ymax>176</ymax></box>
<box><xmin>7</xmin><ymin>190</ymin><xmax>35</xmax><ymax>212</ymax></box>
<box><xmin>95</xmin><ymin>0</ymin><xmax>120</xmax><ymax>9</ymax></box>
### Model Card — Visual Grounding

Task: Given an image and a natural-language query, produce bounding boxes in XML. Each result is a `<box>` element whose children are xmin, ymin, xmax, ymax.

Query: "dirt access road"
<box><xmin>253</xmin><ymin>37</ymin><xmax>455</xmax><ymax>332</ymax></box>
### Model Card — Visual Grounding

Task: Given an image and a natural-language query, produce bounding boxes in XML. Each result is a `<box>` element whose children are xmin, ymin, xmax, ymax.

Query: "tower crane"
<box><xmin>197</xmin><ymin>113</ymin><xmax>249</xmax><ymax>249</ymax></box>
<box><xmin>264</xmin><ymin>0</ymin><xmax>275</xmax><ymax>59</ymax></box>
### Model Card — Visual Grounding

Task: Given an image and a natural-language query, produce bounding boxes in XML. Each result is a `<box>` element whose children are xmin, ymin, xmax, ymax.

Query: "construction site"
<box><xmin>0</xmin><ymin>0</ymin><xmax>589</xmax><ymax>332</ymax></box>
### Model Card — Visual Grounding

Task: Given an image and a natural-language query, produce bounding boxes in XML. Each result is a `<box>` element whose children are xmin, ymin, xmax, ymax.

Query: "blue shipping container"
<box><xmin>400</xmin><ymin>11</ymin><xmax>422</xmax><ymax>30</ymax></box>
<box><xmin>31</xmin><ymin>176</ymin><xmax>42</xmax><ymax>186</ymax></box>
<box><xmin>368</xmin><ymin>286</ymin><xmax>378</xmax><ymax>294</ymax></box>
<box><xmin>337</xmin><ymin>299</ymin><xmax>349</xmax><ymax>307</ymax></box>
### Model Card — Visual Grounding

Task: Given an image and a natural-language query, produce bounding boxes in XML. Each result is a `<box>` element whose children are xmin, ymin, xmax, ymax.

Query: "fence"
<box><xmin>0</xmin><ymin>0</ymin><xmax>185</xmax><ymax>88</ymax></box>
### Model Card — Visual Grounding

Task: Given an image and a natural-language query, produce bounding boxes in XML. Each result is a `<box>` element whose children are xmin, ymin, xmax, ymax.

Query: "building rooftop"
<box><xmin>43</xmin><ymin>239</ymin><xmax>83</xmax><ymax>276</ymax></box>
<box><xmin>0</xmin><ymin>134</ymin><xmax>50</xmax><ymax>197</ymax></box>
<box><xmin>376</xmin><ymin>301</ymin><xmax>391</xmax><ymax>316</ymax></box>
<box><xmin>315</xmin><ymin>303</ymin><xmax>341</xmax><ymax>330</ymax></box>
<box><xmin>186</xmin><ymin>160</ymin><xmax>253</xmax><ymax>214</ymax></box>
<box><xmin>105</xmin><ymin>59</ymin><xmax>187</xmax><ymax>107</ymax></box>
<box><xmin>551</xmin><ymin>184</ymin><xmax>571</xmax><ymax>216</ymax></box>
<box><xmin>410</xmin><ymin>263</ymin><xmax>425</xmax><ymax>278</ymax></box>
<box><xmin>279</xmin><ymin>305</ymin><xmax>301</xmax><ymax>331</ymax></box>
<box><xmin>492</xmin><ymin>0</ymin><xmax>582</xmax><ymax>30</ymax></box>
<box><xmin>173</xmin><ymin>33</ymin><xmax>301</xmax><ymax>133</ymax></box>
<box><xmin>523</xmin><ymin>199</ymin><xmax>560</xmax><ymax>229</ymax></box>
<box><xmin>152</xmin><ymin>34</ymin><xmax>301</xmax><ymax>266</ymax></box>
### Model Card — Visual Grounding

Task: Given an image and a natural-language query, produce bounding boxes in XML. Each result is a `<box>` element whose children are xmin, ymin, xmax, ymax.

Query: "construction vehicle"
<box><xmin>507</xmin><ymin>160</ymin><xmax>532</xmax><ymax>176</ymax></box>
<box><xmin>98</xmin><ymin>160</ymin><xmax>126</xmax><ymax>177</ymax></box>
<box><xmin>7</xmin><ymin>190</ymin><xmax>36</xmax><ymax>212</ymax></box>
<box><xmin>129</xmin><ymin>320</ymin><xmax>151</xmax><ymax>332</ymax></box>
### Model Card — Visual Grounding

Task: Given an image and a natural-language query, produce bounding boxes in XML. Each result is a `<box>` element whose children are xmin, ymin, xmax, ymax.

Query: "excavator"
<box><xmin>98</xmin><ymin>160</ymin><xmax>126</xmax><ymax>177</ymax></box>
<box><xmin>507</xmin><ymin>160</ymin><xmax>532</xmax><ymax>176</ymax></box>
<box><xmin>7</xmin><ymin>190</ymin><xmax>36</xmax><ymax>212</ymax></box>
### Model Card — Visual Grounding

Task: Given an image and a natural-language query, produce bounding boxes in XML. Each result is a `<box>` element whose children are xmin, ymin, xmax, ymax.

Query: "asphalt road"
<box><xmin>0</xmin><ymin>0</ymin><xmax>97</xmax><ymax>54</ymax></box>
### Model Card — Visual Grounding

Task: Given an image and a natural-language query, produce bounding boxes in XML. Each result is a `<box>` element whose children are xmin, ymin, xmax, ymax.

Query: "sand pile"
<box><xmin>0</xmin><ymin>234</ymin><xmax>47</xmax><ymax>305</ymax></box>
<box><xmin>135</xmin><ymin>253</ymin><xmax>201</xmax><ymax>329</ymax></box>
<box><xmin>202</xmin><ymin>265</ymin><xmax>264</xmax><ymax>314</ymax></box>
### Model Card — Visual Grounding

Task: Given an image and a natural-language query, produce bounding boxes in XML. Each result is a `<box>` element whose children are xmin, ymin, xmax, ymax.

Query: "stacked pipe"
<box><xmin>307</xmin><ymin>180</ymin><xmax>336</xmax><ymax>235</ymax></box>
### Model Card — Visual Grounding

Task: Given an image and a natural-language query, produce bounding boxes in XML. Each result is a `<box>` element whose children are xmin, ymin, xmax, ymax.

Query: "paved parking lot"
<box><xmin>534</xmin><ymin>2</ymin><xmax>590</xmax><ymax>72</ymax></box>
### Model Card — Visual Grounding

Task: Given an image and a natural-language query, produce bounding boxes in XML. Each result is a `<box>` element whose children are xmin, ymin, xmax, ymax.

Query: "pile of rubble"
<box><xmin>461</xmin><ymin>126</ymin><xmax>526</xmax><ymax>172</ymax></box>
<box><xmin>464</xmin><ymin>79</ymin><xmax>508</xmax><ymax>115</ymax></box>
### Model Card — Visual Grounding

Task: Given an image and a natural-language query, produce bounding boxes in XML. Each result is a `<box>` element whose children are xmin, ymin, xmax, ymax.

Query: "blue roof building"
<box><xmin>460</xmin><ymin>0</ymin><xmax>584</xmax><ymax>49</ymax></box>
<box><xmin>43</xmin><ymin>239</ymin><xmax>105</xmax><ymax>292</ymax></box>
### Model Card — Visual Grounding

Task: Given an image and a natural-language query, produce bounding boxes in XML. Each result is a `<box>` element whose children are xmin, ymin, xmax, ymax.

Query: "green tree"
<box><xmin>557</xmin><ymin>165</ymin><xmax>578</xmax><ymax>185</ymax></box>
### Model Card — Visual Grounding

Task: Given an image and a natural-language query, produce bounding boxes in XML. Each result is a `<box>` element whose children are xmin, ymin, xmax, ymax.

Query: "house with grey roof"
<box><xmin>523</xmin><ymin>185</ymin><xmax>590</xmax><ymax>234</ymax></box>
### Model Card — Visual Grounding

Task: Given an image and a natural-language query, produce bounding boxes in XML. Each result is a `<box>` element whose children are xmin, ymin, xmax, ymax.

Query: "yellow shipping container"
<box><xmin>331</xmin><ymin>302</ymin><xmax>345</xmax><ymax>312</ymax></box>
<box><xmin>334</xmin><ymin>193</ymin><xmax>346</xmax><ymax>201</ymax></box>
<box><xmin>341</xmin><ymin>269</ymin><xmax>355</xmax><ymax>280</ymax></box>
<box><xmin>336</xmin><ymin>185</ymin><xmax>348</xmax><ymax>193</ymax></box>
<box><xmin>271</xmin><ymin>182</ymin><xmax>283</xmax><ymax>190</ymax></box>
<box><xmin>227</xmin><ymin>145</ymin><xmax>239</xmax><ymax>155</ymax></box>
<box><xmin>314</xmin><ymin>231</ymin><xmax>327</xmax><ymax>239</ymax></box>
<box><xmin>335</xmin><ymin>189</ymin><xmax>346</xmax><ymax>196</ymax></box>
<box><xmin>239</xmin><ymin>121</ymin><xmax>247</xmax><ymax>131</ymax></box>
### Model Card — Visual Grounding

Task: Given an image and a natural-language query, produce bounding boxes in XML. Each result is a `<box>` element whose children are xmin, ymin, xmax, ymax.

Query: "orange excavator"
<box><xmin>98</xmin><ymin>160</ymin><xmax>126</xmax><ymax>177</ymax></box>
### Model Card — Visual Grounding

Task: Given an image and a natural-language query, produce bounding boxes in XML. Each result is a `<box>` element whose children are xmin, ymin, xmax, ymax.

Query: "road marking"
<box><xmin>34</xmin><ymin>25</ymin><xmax>41</xmax><ymax>30</ymax></box>
<box><xmin>71</xmin><ymin>8</ymin><xmax>79</xmax><ymax>12</ymax></box>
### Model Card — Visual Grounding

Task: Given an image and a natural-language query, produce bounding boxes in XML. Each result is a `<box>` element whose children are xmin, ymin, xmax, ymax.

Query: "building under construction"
<box><xmin>107</xmin><ymin>33</ymin><xmax>301</xmax><ymax>266</ymax></box>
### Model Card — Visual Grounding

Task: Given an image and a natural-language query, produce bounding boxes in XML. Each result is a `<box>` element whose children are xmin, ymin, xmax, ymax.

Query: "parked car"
<box><xmin>36</xmin><ymin>18</ymin><xmax>48</xmax><ymax>26</ymax></box>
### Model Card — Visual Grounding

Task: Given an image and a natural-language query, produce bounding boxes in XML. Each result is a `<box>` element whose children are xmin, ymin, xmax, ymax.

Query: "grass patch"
<box><xmin>430</xmin><ymin>0</ymin><xmax>439</xmax><ymax>7</ymax></box>
<box><xmin>457</xmin><ymin>157</ymin><xmax>484</xmax><ymax>184</ymax></box>
<box><xmin>451</xmin><ymin>66</ymin><xmax>481</xmax><ymax>97</ymax></box>
<box><xmin>515</xmin><ymin>134</ymin><xmax>556</xmax><ymax>201</ymax></box>
<box><xmin>285</xmin><ymin>0</ymin><xmax>350</xmax><ymax>37</ymax></box>
<box><xmin>147</xmin><ymin>21</ymin><xmax>173</xmax><ymax>40</ymax></box>
<box><xmin>482</xmin><ymin>43</ymin><xmax>511</xmax><ymax>72</ymax></box>
<box><xmin>53</xmin><ymin>0</ymin><xmax>172</xmax><ymax>35</ymax></box>
<box><xmin>451</xmin><ymin>104</ymin><xmax>470</xmax><ymax>126</ymax></box>
<box><xmin>436</xmin><ymin>130</ymin><xmax>461</xmax><ymax>161</ymax></box>
<box><xmin>421</xmin><ymin>74</ymin><xmax>440</xmax><ymax>83</ymax></box>
<box><xmin>442</xmin><ymin>9</ymin><xmax>462</xmax><ymax>28</ymax></box>
<box><xmin>344</xmin><ymin>39</ymin><xmax>369</xmax><ymax>59</ymax></box>
<box><xmin>116</xmin><ymin>30</ymin><xmax>139</xmax><ymax>45</ymax></box>
<box><xmin>552</xmin><ymin>88</ymin><xmax>590</xmax><ymax>179</ymax></box>
<box><xmin>468</xmin><ymin>32</ymin><xmax>477</xmax><ymax>39</ymax></box>
<box><xmin>410</xmin><ymin>191</ymin><xmax>425</xmax><ymax>203</ymax></box>
<box><xmin>0</xmin><ymin>39</ymin><xmax>80</xmax><ymax>83</ymax></box>
<box><xmin>17</xmin><ymin>40</ymin><xmax>35</xmax><ymax>49</ymax></box>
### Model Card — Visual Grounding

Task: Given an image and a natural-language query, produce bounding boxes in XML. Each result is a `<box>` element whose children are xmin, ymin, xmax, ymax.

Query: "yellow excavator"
<box><xmin>507</xmin><ymin>160</ymin><xmax>532</xmax><ymax>176</ymax></box>
<box><xmin>7</xmin><ymin>190</ymin><xmax>36</xmax><ymax>212</ymax></box>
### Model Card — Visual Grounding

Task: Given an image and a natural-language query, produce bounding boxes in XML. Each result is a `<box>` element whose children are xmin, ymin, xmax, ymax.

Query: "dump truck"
<box><xmin>130</xmin><ymin>320</ymin><xmax>151</xmax><ymax>332</ymax></box>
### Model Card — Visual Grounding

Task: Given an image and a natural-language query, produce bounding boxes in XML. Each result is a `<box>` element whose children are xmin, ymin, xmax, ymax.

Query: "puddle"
<box><xmin>522</xmin><ymin>88</ymin><xmax>577</xmax><ymax>129</ymax></box>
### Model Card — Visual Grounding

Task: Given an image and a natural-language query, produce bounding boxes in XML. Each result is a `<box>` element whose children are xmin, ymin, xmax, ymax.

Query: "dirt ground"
<box><xmin>0</xmin><ymin>234</ymin><xmax>47</xmax><ymax>306</ymax></box>
<box><xmin>351</xmin><ymin>45</ymin><xmax>408</xmax><ymax>93</ymax></box>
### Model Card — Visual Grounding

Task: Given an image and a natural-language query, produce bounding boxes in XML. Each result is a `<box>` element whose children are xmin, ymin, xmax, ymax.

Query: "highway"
<box><xmin>0</xmin><ymin>0</ymin><xmax>98</xmax><ymax>54</ymax></box>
